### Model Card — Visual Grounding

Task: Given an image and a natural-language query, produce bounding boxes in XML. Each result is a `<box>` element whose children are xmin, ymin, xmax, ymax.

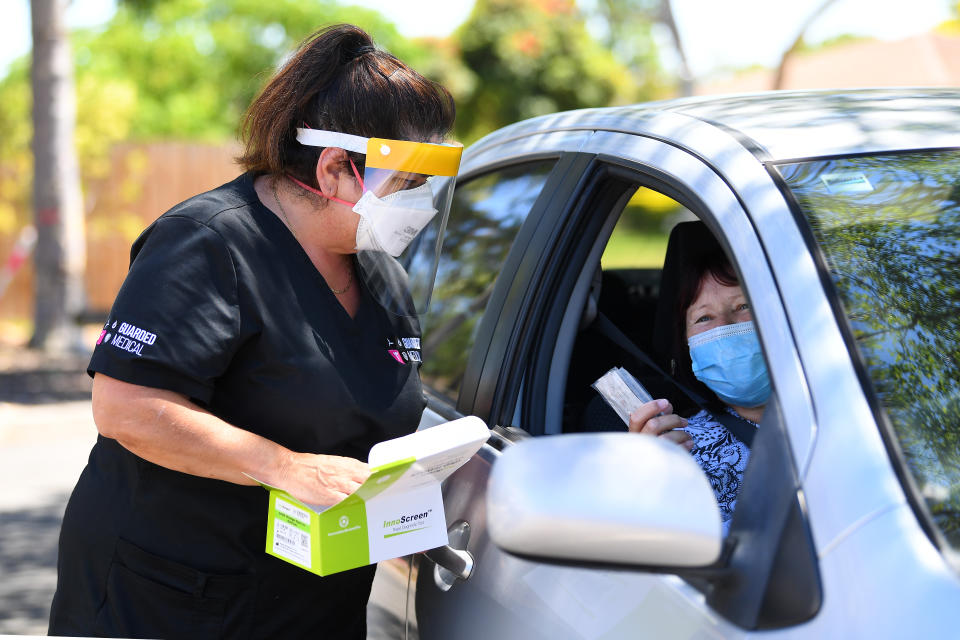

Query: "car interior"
<box><xmin>561</xmin><ymin>201</ymin><xmax>722</xmax><ymax>434</ymax></box>
<box><xmin>544</xmin><ymin>181</ymin><xmax>821</xmax><ymax>629</ymax></box>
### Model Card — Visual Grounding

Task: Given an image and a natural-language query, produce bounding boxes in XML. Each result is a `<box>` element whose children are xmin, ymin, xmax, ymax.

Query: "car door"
<box><xmin>410</xmin><ymin>122</ymin><xmax>822</xmax><ymax>639</ymax></box>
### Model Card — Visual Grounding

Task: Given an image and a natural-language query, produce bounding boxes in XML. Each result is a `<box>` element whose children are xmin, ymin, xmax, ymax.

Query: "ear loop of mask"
<box><xmin>288</xmin><ymin>155</ymin><xmax>365</xmax><ymax>207</ymax></box>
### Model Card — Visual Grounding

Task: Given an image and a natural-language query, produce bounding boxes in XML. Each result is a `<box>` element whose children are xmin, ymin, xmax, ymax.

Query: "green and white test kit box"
<box><xmin>261</xmin><ymin>416</ymin><xmax>490</xmax><ymax>576</ymax></box>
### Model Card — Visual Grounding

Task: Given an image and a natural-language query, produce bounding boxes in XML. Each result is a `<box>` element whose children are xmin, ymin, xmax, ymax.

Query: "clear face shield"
<box><xmin>296</xmin><ymin>128</ymin><xmax>463</xmax><ymax>318</ymax></box>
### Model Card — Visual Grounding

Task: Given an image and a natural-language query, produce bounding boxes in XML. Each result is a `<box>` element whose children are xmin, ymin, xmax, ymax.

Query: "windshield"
<box><xmin>777</xmin><ymin>150</ymin><xmax>960</xmax><ymax>554</ymax></box>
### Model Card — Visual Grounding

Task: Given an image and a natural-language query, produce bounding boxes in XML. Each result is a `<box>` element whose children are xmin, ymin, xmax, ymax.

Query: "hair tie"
<box><xmin>350</xmin><ymin>44</ymin><xmax>376</xmax><ymax>60</ymax></box>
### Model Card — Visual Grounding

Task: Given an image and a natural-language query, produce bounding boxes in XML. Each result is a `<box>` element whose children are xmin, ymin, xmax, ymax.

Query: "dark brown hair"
<box><xmin>671</xmin><ymin>243</ymin><xmax>740</xmax><ymax>400</ymax></box>
<box><xmin>238</xmin><ymin>24</ymin><xmax>455</xmax><ymax>187</ymax></box>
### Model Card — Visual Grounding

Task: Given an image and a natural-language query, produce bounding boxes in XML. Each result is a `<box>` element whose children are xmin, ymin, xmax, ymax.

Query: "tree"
<box><xmin>655</xmin><ymin>0</ymin><xmax>692</xmax><ymax>96</ymax></box>
<box><xmin>75</xmin><ymin>0</ymin><xmax>431</xmax><ymax>142</ymax></box>
<box><xmin>452</xmin><ymin>0</ymin><xmax>645</xmax><ymax>143</ymax></box>
<box><xmin>1</xmin><ymin>0</ymin><xmax>448</xmax><ymax>342</ymax></box>
<box><xmin>29</xmin><ymin>0</ymin><xmax>85</xmax><ymax>351</ymax></box>
<box><xmin>1</xmin><ymin>2</ymin><xmax>442</xmax><ymax>180</ymax></box>
<box><xmin>589</xmin><ymin>0</ymin><xmax>690</xmax><ymax>96</ymax></box>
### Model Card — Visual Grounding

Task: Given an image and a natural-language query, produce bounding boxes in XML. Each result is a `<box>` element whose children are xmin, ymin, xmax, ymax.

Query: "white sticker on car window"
<box><xmin>821</xmin><ymin>172</ymin><xmax>874</xmax><ymax>194</ymax></box>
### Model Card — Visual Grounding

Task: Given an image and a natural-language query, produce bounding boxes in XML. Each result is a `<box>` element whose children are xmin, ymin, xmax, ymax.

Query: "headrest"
<box><xmin>651</xmin><ymin>221</ymin><xmax>721</xmax><ymax>368</ymax></box>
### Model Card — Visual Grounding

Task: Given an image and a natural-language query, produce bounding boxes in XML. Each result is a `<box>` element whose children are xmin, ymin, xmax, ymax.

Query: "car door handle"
<box><xmin>424</xmin><ymin>545</ymin><xmax>473</xmax><ymax>580</ymax></box>
<box><xmin>425</xmin><ymin>521</ymin><xmax>473</xmax><ymax>591</ymax></box>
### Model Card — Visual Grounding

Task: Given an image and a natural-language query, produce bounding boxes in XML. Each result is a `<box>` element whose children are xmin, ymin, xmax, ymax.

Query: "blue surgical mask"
<box><xmin>688</xmin><ymin>321</ymin><xmax>771</xmax><ymax>408</ymax></box>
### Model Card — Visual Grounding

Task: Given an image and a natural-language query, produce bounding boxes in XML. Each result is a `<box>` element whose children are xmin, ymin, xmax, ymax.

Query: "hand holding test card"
<box><xmin>592</xmin><ymin>367</ymin><xmax>693</xmax><ymax>450</ymax></box>
<box><xmin>591</xmin><ymin>366</ymin><xmax>656</xmax><ymax>426</ymax></box>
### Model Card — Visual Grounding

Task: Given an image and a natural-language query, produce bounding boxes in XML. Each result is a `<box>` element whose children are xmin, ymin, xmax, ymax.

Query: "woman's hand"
<box><xmin>628</xmin><ymin>399</ymin><xmax>693</xmax><ymax>452</ymax></box>
<box><xmin>277</xmin><ymin>452</ymin><xmax>372</xmax><ymax>507</ymax></box>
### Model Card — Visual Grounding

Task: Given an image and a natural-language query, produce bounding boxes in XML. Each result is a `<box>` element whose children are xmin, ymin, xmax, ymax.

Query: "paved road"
<box><xmin>0</xmin><ymin>401</ymin><xmax>95</xmax><ymax>636</ymax></box>
<box><xmin>0</xmin><ymin>399</ymin><xmax>413</xmax><ymax>638</ymax></box>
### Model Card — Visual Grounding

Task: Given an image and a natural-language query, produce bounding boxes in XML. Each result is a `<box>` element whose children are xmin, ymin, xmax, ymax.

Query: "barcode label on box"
<box><xmin>273</xmin><ymin>499</ymin><xmax>312</xmax><ymax>568</ymax></box>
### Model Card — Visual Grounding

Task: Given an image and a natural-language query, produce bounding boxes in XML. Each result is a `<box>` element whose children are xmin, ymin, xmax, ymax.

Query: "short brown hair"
<box><xmin>238</xmin><ymin>24</ymin><xmax>455</xmax><ymax>187</ymax></box>
<box><xmin>672</xmin><ymin>240</ymin><xmax>740</xmax><ymax>403</ymax></box>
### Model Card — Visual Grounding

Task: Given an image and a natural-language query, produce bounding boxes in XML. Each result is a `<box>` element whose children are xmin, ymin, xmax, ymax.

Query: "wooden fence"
<box><xmin>0</xmin><ymin>141</ymin><xmax>241</xmax><ymax>321</ymax></box>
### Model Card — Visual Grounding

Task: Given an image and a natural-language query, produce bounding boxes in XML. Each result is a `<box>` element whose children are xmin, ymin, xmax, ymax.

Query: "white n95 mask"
<box><xmin>354</xmin><ymin>182</ymin><xmax>438</xmax><ymax>257</ymax></box>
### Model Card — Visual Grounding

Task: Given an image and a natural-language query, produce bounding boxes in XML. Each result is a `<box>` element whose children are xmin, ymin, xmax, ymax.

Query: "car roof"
<box><xmin>468</xmin><ymin>88</ymin><xmax>960</xmax><ymax>163</ymax></box>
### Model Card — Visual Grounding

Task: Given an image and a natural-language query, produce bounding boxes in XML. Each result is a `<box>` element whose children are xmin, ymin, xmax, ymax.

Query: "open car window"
<box><xmin>563</xmin><ymin>186</ymin><xmax>699</xmax><ymax>434</ymax></box>
<box><xmin>561</xmin><ymin>180</ymin><xmax>784</xmax><ymax>535</ymax></box>
<box><xmin>488</xmin><ymin>150</ymin><xmax>819</xmax><ymax>630</ymax></box>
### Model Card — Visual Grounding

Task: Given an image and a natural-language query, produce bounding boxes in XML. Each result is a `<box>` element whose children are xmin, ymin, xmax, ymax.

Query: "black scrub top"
<box><xmin>48</xmin><ymin>173</ymin><xmax>426</xmax><ymax>639</ymax></box>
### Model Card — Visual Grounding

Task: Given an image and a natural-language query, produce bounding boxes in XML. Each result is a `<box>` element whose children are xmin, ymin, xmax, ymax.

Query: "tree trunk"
<box><xmin>773</xmin><ymin>0</ymin><xmax>840</xmax><ymax>90</ymax></box>
<box><xmin>29</xmin><ymin>0</ymin><xmax>86</xmax><ymax>351</ymax></box>
<box><xmin>658</xmin><ymin>0</ymin><xmax>694</xmax><ymax>96</ymax></box>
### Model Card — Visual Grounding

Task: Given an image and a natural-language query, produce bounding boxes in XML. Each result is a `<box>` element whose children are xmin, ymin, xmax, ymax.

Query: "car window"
<box><xmin>601</xmin><ymin>186</ymin><xmax>693</xmax><ymax>269</ymax></box>
<box><xmin>778</xmin><ymin>150</ymin><xmax>960</xmax><ymax>552</ymax></box>
<box><xmin>421</xmin><ymin>161</ymin><xmax>556</xmax><ymax>401</ymax></box>
<box><xmin>599</xmin><ymin>187</ymin><xmax>696</xmax><ymax>359</ymax></box>
<box><xmin>564</xmin><ymin>180</ymin><xmax>779</xmax><ymax>536</ymax></box>
<box><xmin>565</xmin><ymin>186</ymin><xmax>696</xmax><ymax>433</ymax></box>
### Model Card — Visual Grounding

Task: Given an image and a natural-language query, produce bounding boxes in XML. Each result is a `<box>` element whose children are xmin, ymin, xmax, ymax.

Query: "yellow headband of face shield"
<box><xmin>295</xmin><ymin>128</ymin><xmax>463</xmax><ymax>177</ymax></box>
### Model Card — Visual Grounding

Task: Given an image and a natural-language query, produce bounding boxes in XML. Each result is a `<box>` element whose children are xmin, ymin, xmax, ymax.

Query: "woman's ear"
<box><xmin>315</xmin><ymin>147</ymin><xmax>363</xmax><ymax>204</ymax></box>
<box><xmin>317</xmin><ymin>147</ymin><xmax>347</xmax><ymax>197</ymax></box>
<box><xmin>315</xmin><ymin>147</ymin><xmax>348</xmax><ymax>198</ymax></box>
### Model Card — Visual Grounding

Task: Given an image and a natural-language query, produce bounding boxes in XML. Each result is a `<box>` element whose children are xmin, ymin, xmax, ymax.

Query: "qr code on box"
<box><xmin>273</xmin><ymin>517</ymin><xmax>311</xmax><ymax>568</ymax></box>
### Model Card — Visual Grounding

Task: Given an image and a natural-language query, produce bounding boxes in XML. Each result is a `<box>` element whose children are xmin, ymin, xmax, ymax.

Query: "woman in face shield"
<box><xmin>49</xmin><ymin>24</ymin><xmax>457</xmax><ymax>639</ymax></box>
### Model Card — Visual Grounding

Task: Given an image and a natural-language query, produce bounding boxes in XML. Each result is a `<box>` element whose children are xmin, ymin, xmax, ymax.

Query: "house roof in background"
<box><xmin>697</xmin><ymin>32</ymin><xmax>960</xmax><ymax>95</ymax></box>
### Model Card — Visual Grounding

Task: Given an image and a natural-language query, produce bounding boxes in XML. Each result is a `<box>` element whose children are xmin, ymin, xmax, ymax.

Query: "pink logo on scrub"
<box><xmin>96</xmin><ymin>330</ymin><xmax>107</xmax><ymax>345</ymax></box>
<box><xmin>388</xmin><ymin>349</ymin><xmax>404</xmax><ymax>363</ymax></box>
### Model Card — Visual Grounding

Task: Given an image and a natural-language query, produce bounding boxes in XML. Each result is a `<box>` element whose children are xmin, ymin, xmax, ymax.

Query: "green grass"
<box><xmin>601</xmin><ymin>228</ymin><xmax>669</xmax><ymax>269</ymax></box>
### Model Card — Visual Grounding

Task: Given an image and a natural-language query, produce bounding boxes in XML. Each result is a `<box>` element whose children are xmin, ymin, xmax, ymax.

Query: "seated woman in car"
<box><xmin>590</xmin><ymin>222</ymin><xmax>768</xmax><ymax>533</ymax></box>
<box><xmin>651</xmin><ymin>231</ymin><xmax>770</xmax><ymax>534</ymax></box>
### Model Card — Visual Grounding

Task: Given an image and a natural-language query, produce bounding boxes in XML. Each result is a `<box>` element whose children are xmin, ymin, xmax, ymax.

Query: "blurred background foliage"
<box><xmin>3</xmin><ymin>0</ymin><xmax>958</xmax><ymax>335</ymax></box>
<box><xmin>0</xmin><ymin>0</ymin><xmax>670</xmax><ymax>234</ymax></box>
<box><xmin>451</xmin><ymin>0</ymin><xmax>659</xmax><ymax>142</ymax></box>
<box><xmin>0</xmin><ymin>0</ymin><xmax>667</xmax><ymax>153</ymax></box>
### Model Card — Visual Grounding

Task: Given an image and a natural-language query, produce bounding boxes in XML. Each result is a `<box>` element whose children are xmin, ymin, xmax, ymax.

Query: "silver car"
<box><xmin>390</xmin><ymin>88</ymin><xmax>960</xmax><ymax>639</ymax></box>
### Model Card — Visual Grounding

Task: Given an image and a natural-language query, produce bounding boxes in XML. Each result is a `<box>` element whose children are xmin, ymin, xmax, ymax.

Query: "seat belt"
<box><xmin>592</xmin><ymin>311</ymin><xmax>756</xmax><ymax>447</ymax></box>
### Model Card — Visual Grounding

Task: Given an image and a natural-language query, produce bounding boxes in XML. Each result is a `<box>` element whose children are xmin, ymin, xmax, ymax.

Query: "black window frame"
<box><xmin>443</xmin><ymin>152</ymin><xmax>597</xmax><ymax>421</ymax></box>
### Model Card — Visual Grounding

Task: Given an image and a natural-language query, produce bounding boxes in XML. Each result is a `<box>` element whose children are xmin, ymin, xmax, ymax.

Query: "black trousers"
<box><xmin>49</xmin><ymin>446</ymin><xmax>375</xmax><ymax>639</ymax></box>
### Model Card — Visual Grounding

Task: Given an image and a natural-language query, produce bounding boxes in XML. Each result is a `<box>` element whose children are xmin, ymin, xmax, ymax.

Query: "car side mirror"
<box><xmin>487</xmin><ymin>433</ymin><xmax>722</xmax><ymax>568</ymax></box>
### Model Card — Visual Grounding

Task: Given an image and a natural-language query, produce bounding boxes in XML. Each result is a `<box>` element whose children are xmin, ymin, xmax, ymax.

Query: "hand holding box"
<box><xmin>260</xmin><ymin>416</ymin><xmax>490</xmax><ymax>576</ymax></box>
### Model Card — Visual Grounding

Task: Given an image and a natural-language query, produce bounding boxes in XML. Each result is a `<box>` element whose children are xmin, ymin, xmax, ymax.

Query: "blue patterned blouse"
<box><xmin>685</xmin><ymin>408</ymin><xmax>755</xmax><ymax>536</ymax></box>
